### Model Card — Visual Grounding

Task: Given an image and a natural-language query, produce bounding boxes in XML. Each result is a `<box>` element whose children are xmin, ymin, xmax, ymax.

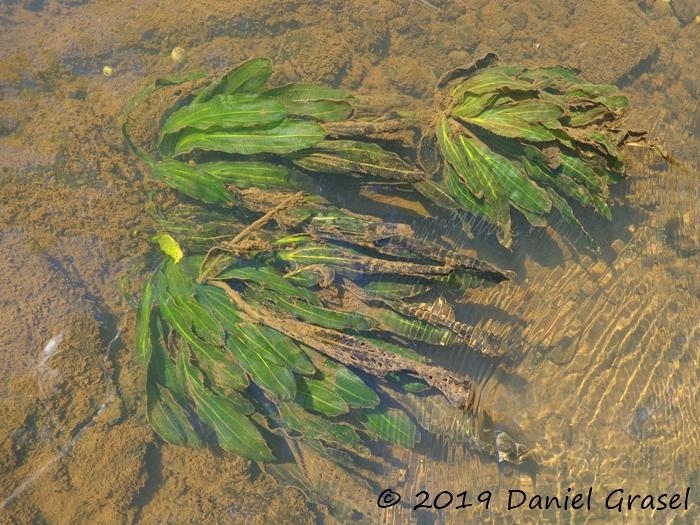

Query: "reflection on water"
<box><xmin>386</xmin><ymin>162</ymin><xmax>700</xmax><ymax>523</ymax></box>
<box><xmin>0</xmin><ymin>0</ymin><xmax>698</xmax><ymax>523</ymax></box>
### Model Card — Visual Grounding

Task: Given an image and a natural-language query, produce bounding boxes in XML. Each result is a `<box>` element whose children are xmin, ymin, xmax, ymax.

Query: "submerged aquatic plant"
<box><xmin>124</xmin><ymin>54</ymin><xmax>653</xmax><ymax>480</ymax></box>
<box><xmin>142</xmin><ymin>57</ymin><xmax>423</xmax><ymax>198</ymax></box>
<box><xmin>125</xmin><ymin>58</ymin><xmax>524</xmax><ymax>472</ymax></box>
<box><xmin>418</xmin><ymin>53</ymin><xmax>647</xmax><ymax>248</ymax></box>
<box><xmin>136</xmin><ymin>201</ymin><xmax>511</xmax><ymax>462</ymax></box>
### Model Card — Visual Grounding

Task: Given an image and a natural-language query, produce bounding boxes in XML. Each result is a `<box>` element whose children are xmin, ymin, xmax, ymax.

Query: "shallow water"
<box><xmin>1</xmin><ymin>1</ymin><xmax>698</xmax><ymax>524</ymax></box>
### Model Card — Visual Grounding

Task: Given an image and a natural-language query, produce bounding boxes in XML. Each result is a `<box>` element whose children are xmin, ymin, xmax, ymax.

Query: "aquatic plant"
<box><xmin>125</xmin><ymin>58</ymin><xmax>522</xmax><ymax>470</ymax></box>
<box><xmin>137</xmin><ymin>203</ymin><xmax>511</xmax><ymax>461</ymax></box>
<box><xmin>144</xmin><ymin>58</ymin><xmax>422</xmax><ymax>192</ymax></box>
<box><xmin>418</xmin><ymin>53</ymin><xmax>646</xmax><ymax>248</ymax></box>
<box><xmin>124</xmin><ymin>54</ymin><xmax>651</xmax><ymax>475</ymax></box>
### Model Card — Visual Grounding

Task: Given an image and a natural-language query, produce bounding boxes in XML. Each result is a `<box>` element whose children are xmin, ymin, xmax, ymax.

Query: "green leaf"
<box><xmin>147</xmin><ymin>383</ymin><xmax>203</xmax><ymax>448</ymax></box>
<box><xmin>193</xmin><ymin>57</ymin><xmax>273</xmax><ymax>103</ymax></box>
<box><xmin>559</xmin><ymin>154</ymin><xmax>608</xmax><ymax>197</ymax></box>
<box><xmin>586</xmin><ymin>131</ymin><xmax>624</xmax><ymax>163</ymax></box>
<box><xmin>376</xmin><ymin>309</ymin><xmax>456</xmax><ymax>346</ymax></box>
<box><xmin>202</xmin><ymin>357</ymin><xmax>250</xmax><ymax>393</ymax></box>
<box><xmin>517</xmin><ymin>65</ymin><xmax>580</xmax><ymax>88</ymax></box>
<box><xmin>179</xmin><ymin>351</ymin><xmax>274</xmax><ymax>461</ymax></box>
<box><xmin>361</xmin><ymin>407</ymin><xmax>420</xmax><ymax>448</ymax></box>
<box><xmin>225</xmin><ymin>328</ymin><xmax>297</xmax><ymax>400</ymax></box>
<box><xmin>197</xmin><ymin>393</ymin><xmax>273</xmax><ymax>460</ymax></box>
<box><xmin>135</xmin><ymin>273</ymin><xmax>158</xmax><ymax>366</ymax></box>
<box><xmin>158</xmin><ymin>130</ymin><xmax>182</xmax><ymax>157</ymax></box>
<box><xmin>296</xmin><ymin>377</ymin><xmax>349</xmax><ymax>417</ymax></box>
<box><xmin>152</xmin><ymin>160</ymin><xmax>237</xmax><ymax>206</ymax></box>
<box><xmin>280</xmin><ymin>266</ymin><xmax>330</xmax><ymax>288</ymax></box>
<box><xmin>362</xmin><ymin>278</ymin><xmax>431</xmax><ymax>301</ymax></box>
<box><xmin>160</xmin><ymin>256</ymin><xmax>201</xmax><ymax>297</ymax></box>
<box><xmin>463</xmin><ymin>108</ymin><xmax>557</xmax><ymax>142</ymax></box>
<box><xmin>256</xmin><ymin>326</ymin><xmax>316</xmax><ymax>375</ymax></box>
<box><xmin>194</xmin><ymin>284</ymin><xmax>244</xmax><ymax>328</ymax></box>
<box><xmin>293</xmin><ymin>140</ymin><xmax>424</xmax><ymax>181</ymax></box>
<box><xmin>158</xmin><ymin>291</ymin><xmax>232</xmax><ymax>368</ymax></box>
<box><xmin>216</xmin><ymin>264</ymin><xmax>322</xmax><ymax>306</ymax></box>
<box><xmin>451</xmin><ymin>93</ymin><xmax>499</xmax><ymax>119</ymax></box>
<box><xmin>168</xmin><ymin>293</ymin><xmax>225</xmax><ymax>346</ymax></box>
<box><xmin>160</xmin><ymin>94</ymin><xmax>286</xmax><ymax>136</ymax></box>
<box><xmin>564</xmin><ymin>82</ymin><xmax>619</xmax><ymax>101</ymax></box>
<box><xmin>525</xmin><ymin>146</ymin><xmax>611</xmax><ymax>219</ymax></box>
<box><xmin>276</xmin><ymin>243</ymin><xmax>357</xmax><ymax>267</ymax></box>
<box><xmin>199</xmin><ymin>161</ymin><xmax>312</xmax><ymax>190</ymax></box>
<box><xmin>259</xmin><ymin>289</ymin><xmax>376</xmax><ymax>331</ymax></box>
<box><xmin>465</xmin><ymin>137</ymin><xmax>552</xmax><ymax>215</ymax></box>
<box><xmin>453</xmin><ymin>132</ymin><xmax>501</xmax><ymax>203</ymax></box>
<box><xmin>263</xmin><ymin>83</ymin><xmax>353</xmax><ymax>102</ymax></box>
<box><xmin>188</xmin><ymin>336</ymin><xmax>250</xmax><ymax>392</ymax></box>
<box><xmin>278</xmin><ymin>402</ymin><xmax>366</xmax><ymax>454</ymax></box>
<box><xmin>566</xmin><ymin>104</ymin><xmax>609</xmax><ymax>127</ymax></box>
<box><xmin>521</xmin><ymin>145</ymin><xmax>605</xmax><ymax>220</ymax></box>
<box><xmin>546</xmin><ymin>168</ymin><xmax>601</xmax><ymax>213</ymax></box>
<box><xmin>451</xmin><ymin>67</ymin><xmax>531</xmax><ymax>100</ymax></box>
<box><xmin>173</xmin><ymin>120</ymin><xmax>327</xmax><ymax>156</ymax></box>
<box><xmin>413</xmin><ymin>179</ymin><xmax>464</xmax><ymax>214</ymax></box>
<box><xmin>489</xmin><ymin>99</ymin><xmax>563</xmax><ymax>123</ymax></box>
<box><xmin>436</xmin><ymin>118</ymin><xmax>482</xmax><ymax>198</ymax></box>
<box><xmin>444</xmin><ymin>164</ymin><xmax>512</xmax><ymax>248</ymax></box>
<box><xmin>447</xmin><ymin>137</ymin><xmax>513</xmax><ymax>245</ymax></box>
<box><xmin>146</xmin><ymin>316</ymin><xmax>183</xmax><ymax>397</ymax></box>
<box><xmin>329</xmin><ymin>362</ymin><xmax>380</xmax><ymax>409</ymax></box>
<box><xmin>279</xmin><ymin>99</ymin><xmax>353</xmax><ymax>122</ymax></box>
<box><xmin>305</xmin><ymin>208</ymin><xmax>381</xmax><ymax>238</ymax></box>
<box><xmin>607</xmin><ymin>95</ymin><xmax>628</xmax><ymax>113</ymax></box>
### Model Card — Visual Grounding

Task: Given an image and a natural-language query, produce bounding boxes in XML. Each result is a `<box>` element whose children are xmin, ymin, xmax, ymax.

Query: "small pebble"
<box><xmin>42</xmin><ymin>332</ymin><xmax>64</xmax><ymax>358</ymax></box>
<box><xmin>448</xmin><ymin>49</ymin><xmax>470</xmax><ymax>65</ymax></box>
<box><xmin>496</xmin><ymin>21</ymin><xmax>513</xmax><ymax>41</ymax></box>
<box><xmin>171</xmin><ymin>46</ymin><xmax>187</xmax><ymax>65</ymax></box>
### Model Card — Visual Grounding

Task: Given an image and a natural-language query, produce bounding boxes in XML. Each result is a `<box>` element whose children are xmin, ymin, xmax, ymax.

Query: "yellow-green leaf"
<box><xmin>152</xmin><ymin>233</ymin><xmax>184</xmax><ymax>263</ymax></box>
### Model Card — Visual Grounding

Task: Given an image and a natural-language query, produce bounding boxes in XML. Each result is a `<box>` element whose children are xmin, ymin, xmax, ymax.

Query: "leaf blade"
<box><xmin>361</xmin><ymin>407</ymin><xmax>420</xmax><ymax>448</ymax></box>
<box><xmin>160</xmin><ymin>93</ymin><xmax>286</xmax><ymax>135</ymax></box>
<box><xmin>173</xmin><ymin>120</ymin><xmax>327</xmax><ymax>156</ymax></box>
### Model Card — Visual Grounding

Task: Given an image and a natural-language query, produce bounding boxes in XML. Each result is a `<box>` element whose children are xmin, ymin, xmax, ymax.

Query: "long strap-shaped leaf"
<box><xmin>211</xmin><ymin>281</ymin><xmax>476</xmax><ymax>410</ymax></box>
<box><xmin>225</xmin><ymin>326</ymin><xmax>298</xmax><ymax>400</ymax></box>
<box><xmin>160</xmin><ymin>93</ymin><xmax>286</xmax><ymax>135</ymax></box>
<box><xmin>177</xmin><ymin>347</ymin><xmax>274</xmax><ymax>461</ymax></box>
<box><xmin>173</xmin><ymin>120</ymin><xmax>327</xmax><ymax>156</ymax></box>
<box><xmin>293</xmin><ymin>139</ymin><xmax>425</xmax><ymax>181</ymax></box>
<box><xmin>192</xmin><ymin>57</ymin><xmax>273</xmax><ymax>103</ymax></box>
<box><xmin>153</xmin><ymin>160</ymin><xmax>237</xmax><ymax>206</ymax></box>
